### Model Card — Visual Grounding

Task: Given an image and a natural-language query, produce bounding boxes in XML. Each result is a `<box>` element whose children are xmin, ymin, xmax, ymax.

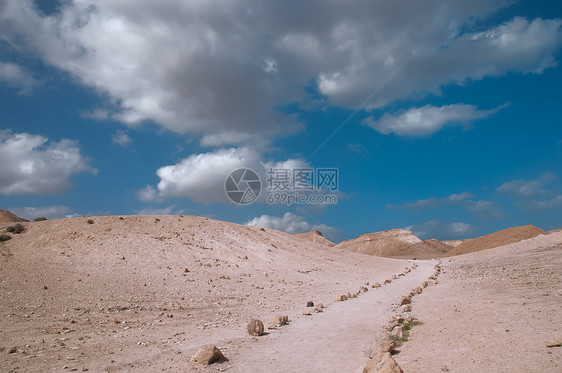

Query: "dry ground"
<box><xmin>0</xmin><ymin>215</ymin><xmax>409</xmax><ymax>372</ymax></box>
<box><xmin>396</xmin><ymin>231</ymin><xmax>562</xmax><ymax>372</ymax></box>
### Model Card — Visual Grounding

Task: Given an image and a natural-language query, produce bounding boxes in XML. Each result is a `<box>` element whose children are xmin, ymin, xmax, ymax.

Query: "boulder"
<box><xmin>190</xmin><ymin>345</ymin><xmax>227</xmax><ymax>365</ymax></box>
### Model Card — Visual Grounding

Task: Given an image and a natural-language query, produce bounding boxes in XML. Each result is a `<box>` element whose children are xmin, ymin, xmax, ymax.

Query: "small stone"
<box><xmin>306</xmin><ymin>301</ymin><xmax>314</xmax><ymax>307</ymax></box>
<box><xmin>546</xmin><ymin>340</ymin><xmax>561</xmax><ymax>348</ymax></box>
<box><xmin>190</xmin><ymin>345</ymin><xmax>227</xmax><ymax>365</ymax></box>
<box><xmin>399</xmin><ymin>295</ymin><xmax>411</xmax><ymax>306</ymax></box>
<box><xmin>8</xmin><ymin>347</ymin><xmax>17</xmax><ymax>354</ymax></box>
<box><xmin>302</xmin><ymin>311</ymin><xmax>312</xmax><ymax>316</ymax></box>
<box><xmin>378</xmin><ymin>339</ymin><xmax>396</xmax><ymax>353</ymax></box>
<box><xmin>247</xmin><ymin>319</ymin><xmax>265</xmax><ymax>336</ymax></box>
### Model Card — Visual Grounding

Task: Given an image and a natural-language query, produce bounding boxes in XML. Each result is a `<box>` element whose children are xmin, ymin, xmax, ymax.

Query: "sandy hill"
<box><xmin>389</xmin><ymin>238</ymin><xmax>453</xmax><ymax>260</ymax></box>
<box><xmin>293</xmin><ymin>230</ymin><xmax>335</xmax><ymax>247</ymax></box>
<box><xmin>0</xmin><ymin>215</ymin><xmax>409</xmax><ymax>372</ymax></box>
<box><xmin>336</xmin><ymin>228</ymin><xmax>422</xmax><ymax>257</ymax></box>
<box><xmin>444</xmin><ymin>225</ymin><xmax>546</xmax><ymax>257</ymax></box>
<box><xmin>0</xmin><ymin>209</ymin><xmax>28</xmax><ymax>223</ymax></box>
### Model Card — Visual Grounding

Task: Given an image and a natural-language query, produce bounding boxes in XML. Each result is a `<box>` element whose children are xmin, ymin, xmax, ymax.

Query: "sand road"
<box><xmin>227</xmin><ymin>260</ymin><xmax>435</xmax><ymax>372</ymax></box>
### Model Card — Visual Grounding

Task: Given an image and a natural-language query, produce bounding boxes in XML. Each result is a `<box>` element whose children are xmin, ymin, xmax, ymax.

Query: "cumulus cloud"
<box><xmin>0</xmin><ymin>131</ymin><xmax>96</xmax><ymax>196</ymax></box>
<box><xmin>497</xmin><ymin>172</ymin><xmax>557</xmax><ymax>197</ymax></box>
<box><xmin>465</xmin><ymin>200</ymin><xmax>504</xmax><ymax>220</ymax></box>
<box><xmin>10</xmin><ymin>205</ymin><xmax>72</xmax><ymax>220</ymax></box>
<box><xmin>405</xmin><ymin>219</ymin><xmax>476</xmax><ymax>240</ymax></box>
<box><xmin>139</xmin><ymin>147</ymin><xmax>312</xmax><ymax>204</ymax></box>
<box><xmin>365</xmin><ymin>104</ymin><xmax>503</xmax><ymax>136</ymax></box>
<box><xmin>135</xmin><ymin>205</ymin><xmax>186</xmax><ymax>216</ymax></box>
<box><xmin>1</xmin><ymin>2</ymin><xmax>561</xmax><ymax>146</ymax></box>
<box><xmin>389</xmin><ymin>192</ymin><xmax>503</xmax><ymax>221</ymax></box>
<box><xmin>112</xmin><ymin>130</ymin><xmax>131</xmax><ymax>147</ymax></box>
<box><xmin>388</xmin><ymin>192</ymin><xmax>474</xmax><ymax>210</ymax></box>
<box><xmin>246</xmin><ymin>212</ymin><xmax>339</xmax><ymax>237</ymax></box>
<box><xmin>0</xmin><ymin>61</ymin><xmax>39</xmax><ymax>94</ymax></box>
<box><xmin>497</xmin><ymin>172</ymin><xmax>562</xmax><ymax>210</ymax></box>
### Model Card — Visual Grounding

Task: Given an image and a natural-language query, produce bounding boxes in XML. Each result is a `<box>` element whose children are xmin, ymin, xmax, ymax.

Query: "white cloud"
<box><xmin>497</xmin><ymin>172</ymin><xmax>556</xmax><ymax>197</ymax></box>
<box><xmin>465</xmin><ymin>200</ymin><xmax>503</xmax><ymax>220</ymax></box>
<box><xmin>388</xmin><ymin>192</ymin><xmax>503</xmax><ymax>221</ymax></box>
<box><xmin>387</xmin><ymin>192</ymin><xmax>474</xmax><ymax>210</ymax></box>
<box><xmin>497</xmin><ymin>172</ymin><xmax>561</xmax><ymax>211</ymax></box>
<box><xmin>0</xmin><ymin>61</ymin><xmax>39</xmax><ymax>94</ymax></box>
<box><xmin>365</xmin><ymin>104</ymin><xmax>501</xmax><ymax>136</ymax></box>
<box><xmin>139</xmin><ymin>146</ymin><xmax>311</xmax><ymax>204</ymax></box>
<box><xmin>112</xmin><ymin>130</ymin><xmax>131</xmax><ymax>147</ymax></box>
<box><xmin>135</xmin><ymin>205</ymin><xmax>185</xmax><ymax>216</ymax></box>
<box><xmin>246</xmin><ymin>212</ymin><xmax>339</xmax><ymax>237</ymax></box>
<box><xmin>1</xmin><ymin>2</ymin><xmax>560</xmax><ymax>146</ymax></box>
<box><xmin>0</xmin><ymin>130</ymin><xmax>96</xmax><ymax>196</ymax></box>
<box><xmin>406</xmin><ymin>219</ymin><xmax>476</xmax><ymax>240</ymax></box>
<box><xmin>10</xmin><ymin>206</ymin><xmax>72</xmax><ymax>220</ymax></box>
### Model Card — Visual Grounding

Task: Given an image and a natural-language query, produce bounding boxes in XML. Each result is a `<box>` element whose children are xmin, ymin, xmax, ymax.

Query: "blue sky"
<box><xmin>1</xmin><ymin>0</ymin><xmax>561</xmax><ymax>242</ymax></box>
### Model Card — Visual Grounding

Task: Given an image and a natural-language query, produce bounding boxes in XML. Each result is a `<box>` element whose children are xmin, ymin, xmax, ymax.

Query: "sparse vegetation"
<box><xmin>389</xmin><ymin>318</ymin><xmax>423</xmax><ymax>346</ymax></box>
<box><xmin>87</xmin><ymin>219</ymin><xmax>94</xmax><ymax>224</ymax></box>
<box><xmin>0</xmin><ymin>234</ymin><xmax>12</xmax><ymax>242</ymax></box>
<box><xmin>260</xmin><ymin>228</ymin><xmax>265</xmax><ymax>231</ymax></box>
<box><xmin>6</xmin><ymin>224</ymin><xmax>25</xmax><ymax>234</ymax></box>
<box><xmin>34</xmin><ymin>217</ymin><xmax>47</xmax><ymax>222</ymax></box>
<box><xmin>155</xmin><ymin>218</ymin><xmax>160</xmax><ymax>222</ymax></box>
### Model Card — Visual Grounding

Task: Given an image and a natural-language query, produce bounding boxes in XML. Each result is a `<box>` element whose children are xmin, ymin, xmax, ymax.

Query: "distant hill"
<box><xmin>389</xmin><ymin>239</ymin><xmax>453</xmax><ymax>259</ymax></box>
<box><xmin>444</xmin><ymin>225</ymin><xmax>546</xmax><ymax>257</ymax></box>
<box><xmin>0</xmin><ymin>209</ymin><xmax>28</xmax><ymax>223</ymax></box>
<box><xmin>293</xmin><ymin>230</ymin><xmax>335</xmax><ymax>247</ymax></box>
<box><xmin>336</xmin><ymin>229</ymin><xmax>422</xmax><ymax>257</ymax></box>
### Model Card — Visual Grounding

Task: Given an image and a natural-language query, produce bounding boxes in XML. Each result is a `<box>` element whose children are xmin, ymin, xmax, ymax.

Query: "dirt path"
<box><xmin>226</xmin><ymin>260</ymin><xmax>435</xmax><ymax>372</ymax></box>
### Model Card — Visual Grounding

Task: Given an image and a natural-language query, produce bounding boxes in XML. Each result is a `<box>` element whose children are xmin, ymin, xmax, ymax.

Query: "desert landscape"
<box><xmin>0</xmin><ymin>210</ymin><xmax>560</xmax><ymax>372</ymax></box>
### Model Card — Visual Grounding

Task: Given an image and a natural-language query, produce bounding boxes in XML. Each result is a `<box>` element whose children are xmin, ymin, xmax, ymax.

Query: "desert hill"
<box><xmin>293</xmin><ymin>230</ymin><xmax>335</xmax><ymax>247</ymax></box>
<box><xmin>0</xmin><ymin>214</ymin><xmax>409</xmax><ymax>372</ymax></box>
<box><xmin>389</xmin><ymin>238</ymin><xmax>453</xmax><ymax>259</ymax></box>
<box><xmin>0</xmin><ymin>209</ymin><xmax>28</xmax><ymax>223</ymax></box>
<box><xmin>336</xmin><ymin>228</ymin><xmax>422</xmax><ymax>257</ymax></box>
<box><xmin>444</xmin><ymin>225</ymin><xmax>546</xmax><ymax>257</ymax></box>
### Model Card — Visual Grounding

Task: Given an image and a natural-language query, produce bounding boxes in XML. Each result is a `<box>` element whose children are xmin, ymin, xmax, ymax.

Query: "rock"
<box><xmin>334</xmin><ymin>295</ymin><xmax>343</xmax><ymax>302</ymax></box>
<box><xmin>346</xmin><ymin>292</ymin><xmax>352</xmax><ymax>299</ymax></box>
<box><xmin>384</xmin><ymin>279</ymin><xmax>392</xmax><ymax>284</ymax></box>
<box><xmin>247</xmin><ymin>319</ymin><xmax>265</xmax><ymax>336</ymax></box>
<box><xmin>372</xmin><ymin>283</ymin><xmax>381</xmax><ymax>288</ymax></box>
<box><xmin>351</xmin><ymin>292</ymin><xmax>358</xmax><ymax>298</ymax></box>
<box><xmin>306</xmin><ymin>301</ymin><xmax>314</xmax><ymax>307</ymax></box>
<box><xmin>316</xmin><ymin>303</ymin><xmax>324</xmax><ymax>309</ymax></box>
<box><xmin>378</xmin><ymin>339</ymin><xmax>396</xmax><ymax>353</ymax></box>
<box><xmin>271</xmin><ymin>315</ymin><xmax>289</xmax><ymax>327</ymax></box>
<box><xmin>8</xmin><ymin>347</ymin><xmax>17</xmax><ymax>354</ymax></box>
<box><xmin>390</xmin><ymin>326</ymin><xmax>403</xmax><ymax>340</ymax></box>
<box><xmin>302</xmin><ymin>311</ymin><xmax>312</xmax><ymax>316</ymax></box>
<box><xmin>341</xmin><ymin>295</ymin><xmax>348</xmax><ymax>301</ymax></box>
<box><xmin>190</xmin><ymin>345</ymin><xmax>227</xmax><ymax>365</ymax></box>
<box><xmin>546</xmin><ymin>340</ymin><xmax>561</xmax><ymax>347</ymax></box>
<box><xmin>399</xmin><ymin>295</ymin><xmax>411</xmax><ymax>306</ymax></box>
<box><xmin>412</xmin><ymin>287</ymin><xmax>422</xmax><ymax>295</ymax></box>
<box><xmin>402</xmin><ymin>305</ymin><xmax>412</xmax><ymax>312</ymax></box>
<box><xmin>360</xmin><ymin>286</ymin><xmax>369</xmax><ymax>293</ymax></box>
<box><xmin>362</xmin><ymin>352</ymin><xmax>403</xmax><ymax>373</ymax></box>
<box><xmin>391</xmin><ymin>275</ymin><xmax>398</xmax><ymax>280</ymax></box>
